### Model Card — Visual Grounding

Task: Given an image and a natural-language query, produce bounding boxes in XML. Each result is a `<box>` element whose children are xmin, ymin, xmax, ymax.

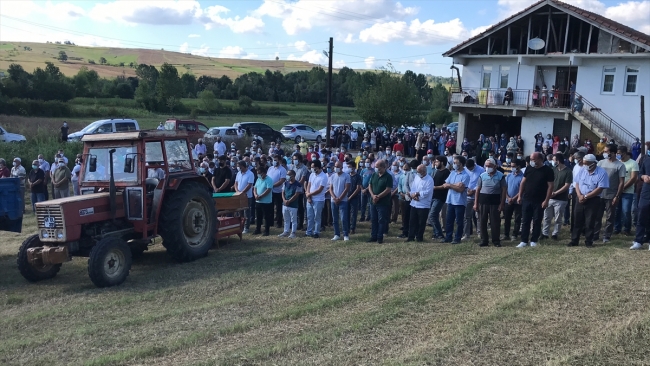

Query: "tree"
<box><xmin>180</xmin><ymin>73</ymin><xmax>197</xmax><ymax>98</ymax></box>
<box><xmin>156</xmin><ymin>63</ymin><xmax>183</xmax><ymax>108</ymax></box>
<box><xmin>353</xmin><ymin>71</ymin><xmax>425</xmax><ymax>130</ymax></box>
<box><xmin>430</xmin><ymin>83</ymin><xmax>450</xmax><ymax>110</ymax></box>
<box><xmin>58</xmin><ymin>51</ymin><xmax>68</xmax><ymax>62</ymax></box>
<box><xmin>99</xmin><ymin>57</ymin><xmax>107</xmax><ymax>65</ymax></box>
<box><xmin>198</xmin><ymin>90</ymin><xmax>220</xmax><ymax>113</ymax></box>
<box><xmin>427</xmin><ymin>108</ymin><xmax>453</xmax><ymax>126</ymax></box>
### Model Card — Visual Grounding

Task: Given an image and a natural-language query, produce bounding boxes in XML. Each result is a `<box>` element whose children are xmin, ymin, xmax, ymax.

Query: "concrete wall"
<box><xmin>521</xmin><ymin>113</ymin><xmax>554</xmax><ymax>156</ymax></box>
<box><xmin>457</xmin><ymin>113</ymin><xmax>467</xmax><ymax>155</ymax></box>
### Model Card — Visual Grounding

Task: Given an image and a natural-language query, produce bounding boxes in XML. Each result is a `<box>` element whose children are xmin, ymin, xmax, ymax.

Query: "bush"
<box><xmin>0</xmin><ymin>99</ymin><xmax>72</xmax><ymax>117</ymax></box>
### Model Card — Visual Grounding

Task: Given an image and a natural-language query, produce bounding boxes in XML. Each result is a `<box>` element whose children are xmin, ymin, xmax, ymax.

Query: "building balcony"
<box><xmin>449</xmin><ymin>87</ymin><xmax>573</xmax><ymax>116</ymax></box>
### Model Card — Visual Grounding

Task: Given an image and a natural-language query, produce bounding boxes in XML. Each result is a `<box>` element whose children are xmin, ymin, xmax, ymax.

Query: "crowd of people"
<box><xmin>190</xmin><ymin>125</ymin><xmax>649</xmax><ymax>250</ymax></box>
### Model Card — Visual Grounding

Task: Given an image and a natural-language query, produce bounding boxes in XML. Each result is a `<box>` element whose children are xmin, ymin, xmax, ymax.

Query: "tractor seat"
<box><xmin>145</xmin><ymin>178</ymin><xmax>159</xmax><ymax>192</ymax></box>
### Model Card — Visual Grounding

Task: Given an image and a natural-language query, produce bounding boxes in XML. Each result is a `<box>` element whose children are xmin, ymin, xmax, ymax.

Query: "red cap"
<box><xmin>427</xmin><ymin>149</ymin><xmax>433</xmax><ymax>154</ymax></box>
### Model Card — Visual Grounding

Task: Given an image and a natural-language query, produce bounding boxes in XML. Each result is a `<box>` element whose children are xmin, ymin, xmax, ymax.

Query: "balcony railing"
<box><xmin>572</xmin><ymin>93</ymin><xmax>636</xmax><ymax>147</ymax></box>
<box><xmin>449</xmin><ymin>87</ymin><xmax>573</xmax><ymax>110</ymax></box>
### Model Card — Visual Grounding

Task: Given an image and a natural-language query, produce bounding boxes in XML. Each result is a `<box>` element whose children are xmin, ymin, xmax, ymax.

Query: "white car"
<box><xmin>0</xmin><ymin>126</ymin><xmax>26</xmax><ymax>143</ymax></box>
<box><xmin>203</xmin><ymin>126</ymin><xmax>241</xmax><ymax>145</ymax></box>
<box><xmin>67</xmin><ymin>119</ymin><xmax>139</xmax><ymax>142</ymax></box>
<box><xmin>281</xmin><ymin>124</ymin><xmax>322</xmax><ymax>144</ymax></box>
<box><xmin>318</xmin><ymin>124</ymin><xmax>349</xmax><ymax>140</ymax></box>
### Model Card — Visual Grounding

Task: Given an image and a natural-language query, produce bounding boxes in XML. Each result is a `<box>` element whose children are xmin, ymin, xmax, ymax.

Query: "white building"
<box><xmin>444</xmin><ymin>0</ymin><xmax>649</xmax><ymax>156</ymax></box>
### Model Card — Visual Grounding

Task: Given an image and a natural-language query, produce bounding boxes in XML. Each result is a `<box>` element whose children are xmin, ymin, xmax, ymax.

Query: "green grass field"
<box><xmin>1</xmin><ymin>214</ymin><xmax>650</xmax><ymax>365</ymax></box>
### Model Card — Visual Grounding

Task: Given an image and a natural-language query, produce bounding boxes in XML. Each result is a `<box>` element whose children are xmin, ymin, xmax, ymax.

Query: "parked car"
<box><xmin>318</xmin><ymin>124</ymin><xmax>350</xmax><ymax>140</ymax></box>
<box><xmin>203</xmin><ymin>126</ymin><xmax>241</xmax><ymax>146</ymax></box>
<box><xmin>281</xmin><ymin>124</ymin><xmax>322</xmax><ymax>144</ymax></box>
<box><xmin>67</xmin><ymin>119</ymin><xmax>139</xmax><ymax>142</ymax></box>
<box><xmin>164</xmin><ymin>119</ymin><xmax>209</xmax><ymax>144</ymax></box>
<box><xmin>350</xmin><ymin>121</ymin><xmax>366</xmax><ymax>131</ymax></box>
<box><xmin>447</xmin><ymin>122</ymin><xmax>459</xmax><ymax>134</ymax></box>
<box><xmin>397</xmin><ymin>126</ymin><xmax>424</xmax><ymax>135</ymax></box>
<box><xmin>0</xmin><ymin>126</ymin><xmax>26</xmax><ymax>143</ymax></box>
<box><xmin>233</xmin><ymin>122</ymin><xmax>284</xmax><ymax>144</ymax></box>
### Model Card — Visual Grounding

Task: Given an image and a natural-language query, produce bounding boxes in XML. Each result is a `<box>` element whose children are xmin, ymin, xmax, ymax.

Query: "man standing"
<box><xmin>631</xmin><ymin>148</ymin><xmax>650</xmax><ymax>250</ymax></box>
<box><xmin>37</xmin><ymin>154</ymin><xmax>51</xmax><ymax>200</ymax></box>
<box><xmin>397</xmin><ymin>160</ymin><xmax>416</xmax><ymax>238</ymax></box>
<box><xmin>569</xmin><ymin>151</ymin><xmax>585</xmax><ymax>232</ymax></box>
<box><xmin>0</xmin><ymin>159</ymin><xmax>10</xmax><ymax>178</ymax></box>
<box><xmin>268</xmin><ymin>155</ymin><xmax>287</xmax><ymax>228</ymax></box>
<box><xmin>541</xmin><ymin>153</ymin><xmax>573</xmax><ymax>240</ymax></box>
<box><xmin>593</xmin><ymin>144</ymin><xmax>626</xmax><ymax>243</ymax></box>
<box><xmin>570</xmin><ymin>154</ymin><xmax>609</xmax><ymax>247</ymax></box>
<box><xmin>463</xmin><ymin>158</ymin><xmax>484</xmax><ymax>240</ymax></box>
<box><xmin>516</xmin><ymin>152</ymin><xmax>554</xmax><ymax>248</ymax></box>
<box><xmin>428</xmin><ymin>156</ymin><xmax>450</xmax><ymax>240</ymax></box>
<box><xmin>329</xmin><ymin>161</ymin><xmax>351</xmax><ymax>241</ymax></box>
<box><xmin>72</xmin><ymin>155</ymin><xmax>82</xmax><ymax>196</ymax></box>
<box><xmin>407</xmin><ymin>164</ymin><xmax>434</xmax><ymax>242</ymax></box>
<box><xmin>474</xmin><ymin>158</ymin><xmax>506</xmax><ymax>247</ymax></box>
<box><xmin>212</xmin><ymin>156</ymin><xmax>232</xmax><ymax>193</ymax></box>
<box><xmin>194</xmin><ymin>138</ymin><xmax>207</xmax><ymax>157</ymax></box>
<box><xmin>60</xmin><ymin>121</ymin><xmax>69</xmax><ymax>142</ymax></box>
<box><xmin>253</xmin><ymin>165</ymin><xmax>274</xmax><ymax>236</ymax></box>
<box><xmin>503</xmin><ymin>159</ymin><xmax>524</xmax><ymax>241</ymax></box>
<box><xmin>234</xmin><ymin>161</ymin><xmax>255</xmax><ymax>234</ymax></box>
<box><xmin>346</xmin><ymin>161</ymin><xmax>362</xmax><ymax>235</ymax></box>
<box><xmin>389</xmin><ymin>161</ymin><xmax>402</xmax><ymax>224</ymax></box>
<box><xmin>27</xmin><ymin>160</ymin><xmax>46</xmax><ymax>213</ymax></box>
<box><xmin>441</xmin><ymin>156</ymin><xmax>470</xmax><ymax>244</ymax></box>
<box><xmin>292</xmin><ymin>154</ymin><xmax>309</xmax><ymax>231</ymax></box>
<box><xmin>305</xmin><ymin>160</ymin><xmax>328</xmax><ymax>238</ymax></box>
<box><xmin>52</xmin><ymin>158</ymin><xmax>71</xmax><ymax>198</ymax></box>
<box><xmin>616</xmin><ymin>146</ymin><xmax>638</xmax><ymax>237</ymax></box>
<box><xmin>279</xmin><ymin>170</ymin><xmax>303</xmax><ymax>238</ymax></box>
<box><xmin>214</xmin><ymin>136</ymin><xmax>226</xmax><ymax>157</ymax></box>
<box><xmin>359</xmin><ymin>157</ymin><xmax>374</xmax><ymax>222</ymax></box>
<box><xmin>367</xmin><ymin>159</ymin><xmax>393</xmax><ymax>244</ymax></box>
<box><xmin>11</xmin><ymin>158</ymin><xmax>26</xmax><ymax>212</ymax></box>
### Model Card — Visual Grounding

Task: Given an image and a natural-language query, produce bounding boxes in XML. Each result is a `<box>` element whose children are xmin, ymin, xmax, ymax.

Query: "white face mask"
<box><xmin>530</xmin><ymin>161</ymin><xmax>537</xmax><ymax>168</ymax></box>
<box><xmin>486</xmin><ymin>167</ymin><xmax>494</xmax><ymax>173</ymax></box>
<box><xmin>602</xmin><ymin>153</ymin><xmax>609</xmax><ymax>159</ymax></box>
<box><xmin>452</xmin><ymin>163</ymin><xmax>458</xmax><ymax>171</ymax></box>
<box><xmin>335</xmin><ymin>167</ymin><xmax>342</xmax><ymax>173</ymax></box>
<box><xmin>286</xmin><ymin>175</ymin><xmax>292</xmax><ymax>180</ymax></box>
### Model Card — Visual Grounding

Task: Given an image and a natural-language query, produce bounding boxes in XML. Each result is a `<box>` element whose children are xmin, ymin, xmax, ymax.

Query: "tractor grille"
<box><xmin>36</xmin><ymin>205</ymin><xmax>65</xmax><ymax>238</ymax></box>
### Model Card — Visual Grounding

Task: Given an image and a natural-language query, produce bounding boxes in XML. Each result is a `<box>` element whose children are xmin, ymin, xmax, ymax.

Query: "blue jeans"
<box><xmin>30</xmin><ymin>192</ymin><xmax>45</xmax><ymax>212</ymax></box>
<box><xmin>445</xmin><ymin>204</ymin><xmax>465</xmax><ymax>242</ymax></box>
<box><xmin>615</xmin><ymin>193</ymin><xmax>634</xmax><ymax>233</ymax></box>
<box><xmin>331</xmin><ymin>200</ymin><xmax>350</xmax><ymax>236</ymax></box>
<box><xmin>348</xmin><ymin>197</ymin><xmax>359</xmax><ymax>231</ymax></box>
<box><xmin>428</xmin><ymin>199</ymin><xmax>445</xmax><ymax>238</ymax></box>
<box><xmin>370</xmin><ymin>204</ymin><xmax>389</xmax><ymax>241</ymax></box>
<box><xmin>306</xmin><ymin>200</ymin><xmax>324</xmax><ymax>235</ymax></box>
<box><xmin>360</xmin><ymin>191</ymin><xmax>371</xmax><ymax>220</ymax></box>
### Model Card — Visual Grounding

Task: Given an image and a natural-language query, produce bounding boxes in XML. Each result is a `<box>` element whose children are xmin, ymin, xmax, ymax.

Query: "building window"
<box><xmin>499</xmin><ymin>66</ymin><xmax>510</xmax><ymax>89</ymax></box>
<box><xmin>625</xmin><ymin>66</ymin><xmax>639</xmax><ymax>94</ymax></box>
<box><xmin>601</xmin><ymin>66</ymin><xmax>616</xmax><ymax>94</ymax></box>
<box><xmin>482</xmin><ymin>66</ymin><xmax>492</xmax><ymax>89</ymax></box>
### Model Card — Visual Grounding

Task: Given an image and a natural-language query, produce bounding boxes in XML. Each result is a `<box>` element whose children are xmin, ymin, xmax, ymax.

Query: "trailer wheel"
<box><xmin>17</xmin><ymin>235</ymin><xmax>61</xmax><ymax>282</ymax></box>
<box><xmin>88</xmin><ymin>237</ymin><xmax>132</xmax><ymax>288</ymax></box>
<box><xmin>160</xmin><ymin>182</ymin><xmax>217</xmax><ymax>262</ymax></box>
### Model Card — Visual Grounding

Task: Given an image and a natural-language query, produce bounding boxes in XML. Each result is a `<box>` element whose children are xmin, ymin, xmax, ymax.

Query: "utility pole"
<box><xmin>325</xmin><ymin>37</ymin><xmax>333</xmax><ymax>148</ymax></box>
<box><xmin>642</xmin><ymin>95</ymin><xmax>646</xmax><ymax>152</ymax></box>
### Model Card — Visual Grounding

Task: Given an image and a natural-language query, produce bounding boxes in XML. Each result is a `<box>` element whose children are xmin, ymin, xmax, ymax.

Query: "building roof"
<box><xmin>443</xmin><ymin>0</ymin><xmax>650</xmax><ymax>57</ymax></box>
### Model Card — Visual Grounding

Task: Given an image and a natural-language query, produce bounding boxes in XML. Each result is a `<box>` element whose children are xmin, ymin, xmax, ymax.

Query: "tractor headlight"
<box><xmin>55</xmin><ymin>229</ymin><xmax>64</xmax><ymax>239</ymax></box>
<box><xmin>41</xmin><ymin>230</ymin><xmax>49</xmax><ymax>239</ymax></box>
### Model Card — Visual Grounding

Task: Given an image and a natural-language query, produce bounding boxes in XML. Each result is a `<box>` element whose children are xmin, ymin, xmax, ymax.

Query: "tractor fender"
<box><xmin>165</xmin><ymin>175</ymin><xmax>212</xmax><ymax>192</ymax></box>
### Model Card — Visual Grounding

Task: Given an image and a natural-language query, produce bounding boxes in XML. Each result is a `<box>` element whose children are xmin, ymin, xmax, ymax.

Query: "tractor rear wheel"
<box><xmin>160</xmin><ymin>182</ymin><xmax>217</xmax><ymax>262</ymax></box>
<box><xmin>88</xmin><ymin>237</ymin><xmax>132</xmax><ymax>288</ymax></box>
<box><xmin>17</xmin><ymin>235</ymin><xmax>61</xmax><ymax>282</ymax></box>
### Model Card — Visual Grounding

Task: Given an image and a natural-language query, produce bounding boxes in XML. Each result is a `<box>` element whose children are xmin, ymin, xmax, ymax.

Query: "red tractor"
<box><xmin>17</xmin><ymin>131</ymin><xmax>226</xmax><ymax>287</ymax></box>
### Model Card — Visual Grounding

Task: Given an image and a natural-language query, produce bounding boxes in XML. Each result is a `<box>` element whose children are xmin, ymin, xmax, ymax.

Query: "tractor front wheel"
<box><xmin>88</xmin><ymin>237</ymin><xmax>132</xmax><ymax>288</ymax></box>
<box><xmin>17</xmin><ymin>235</ymin><xmax>61</xmax><ymax>282</ymax></box>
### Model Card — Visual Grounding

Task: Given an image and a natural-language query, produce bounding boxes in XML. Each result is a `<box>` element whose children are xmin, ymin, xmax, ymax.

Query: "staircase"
<box><xmin>571</xmin><ymin>93</ymin><xmax>636</xmax><ymax>147</ymax></box>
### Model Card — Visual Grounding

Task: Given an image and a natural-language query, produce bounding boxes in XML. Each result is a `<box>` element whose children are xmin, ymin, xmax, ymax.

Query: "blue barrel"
<box><xmin>0</xmin><ymin>178</ymin><xmax>24</xmax><ymax>233</ymax></box>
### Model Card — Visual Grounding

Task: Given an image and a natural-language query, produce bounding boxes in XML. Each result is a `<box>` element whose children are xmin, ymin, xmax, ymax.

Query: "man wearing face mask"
<box><xmin>473</xmin><ymin>158</ymin><xmax>506</xmax><ymax>247</ymax></box>
<box><xmin>71</xmin><ymin>155</ymin><xmax>82</xmax><ymax>196</ymax></box>
<box><xmin>441</xmin><ymin>156</ymin><xmax>470</xmax><ymax>244</ymax></box>
<box><xmin>52</xmin><ymin>158</ymin><xmax>71</xmax><ymax>199</ymax></box>
<box><xmin>214</xmin><ymin>137</ymin><xmax>226</xmax><ymax>157</ymax></box>
<box><xmin>279</xmin><ymin>170</ymin><xmax>303</xmax><ymax>238</ymax></box>
<box><xmin>593</xmin><ymin>144</ymin><xmax>626</xmax><ymax>243</ymax></box>
<box><xmin>346</xmin><ymin>161</ymin><xmax>362</xmax><ymax>235</ymax></box>
<box><xmin>212</xmin><ymin>155</ymin><xmax>232</xmax><ymax>194</ymax></box>
<box><xmin>463</xmin><ymin>159</ymin><xmax>484</xmax><ymax>240</ymax></box>
<box><xmin>329</xmin><ymin>161</ymin><xmax>351</xmax><ymax>241</ymax></box>
<box><xmin>406</xmin><ymin>164</ymin><xmax>434</xmax><ymax>242</ymax></box>
<box><xmin>28</xmin><ymin>160</ymin><xmax>46</xmax><ymax>212</ymax></box>
<box><xmin>360</xmin><ymin>158</ymin><xmax>374</xmax><ymax>222</ymax></box>
<box><xmin>428</xmin><ymin>156</ymin><xmax>450</xmax><ymax>240</ymax></box>
<box><xmin>569</xmin><ymin>154</ymin><xmax>609</xmax><ymax>247</ymax></box>
<box><xmin>540</xmin><ymin>153</ymin><xmax>572</xmax><ymax>241</ymax></box>
<box><xmin>389</xmin><ymin>161</ymin><xmax>402</xmax><ymax>224</ymax></box>
<box><xmin>368</xmin><ymin>160</ymin><xmax>393</xmax><ymax>243</ymax></box>
<box><xmin>268</xmin><ymin>155</ymin><xmax>288</xmax><ymax>229</ymax></box>
<box><xmin>516</xmin><ymin>152</ymin><xmax>554</xmax><ymax>248</ymax></box>
<box><xmin>305</xmin><ymin>160</ymin><xmax>328</xmax><ymax>238</ymax></box>
<box><xmin>36</xmin><ymin>154</ymin><xmax>51</xmax><ymax>200</ymax></box>
<box><xmin>194</xmin><ymin>138</ymin><xmax>207</xmax><ymax>157</ymax></box>
<box><xmin>397</xmin><ymin>160</ymin><xmax>417</xmax><ymax>238</ymax></box>
<box><xmin>291</xmin><ymin>154</ymin><xmax>309</xmax><ymax>231</ymax></box>
<box><xmin>503</xmin><ymin>159</ymin><xmax>524</xmax><ymax>241</ymax></box>
<box><xmin>0</xmin><ymin>159</ymin><xmax>10</xmax><ymax>178</ymax></box>
<box><xmin>235</xmin><ymin>161</ymin><xmax>255</xmax><ymax>234</ymax></box>
<box><xmin>630</xmin><ymin>145</ymin><xmax>650</xmax><ymax>249</ymax></box>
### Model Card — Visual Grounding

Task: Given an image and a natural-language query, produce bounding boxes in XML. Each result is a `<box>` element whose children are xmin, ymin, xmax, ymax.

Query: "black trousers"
<box><xmin>570</xmin><ymin>191</ymin><xmax>577</xmax><ymax>232</ymax></box>
<box><xmin>521</xmin><ymin>200</ymin><xmax>544</xmax><ymax>243</ymax></box>
<box><xmin>408</xmin><ymin>206</ymin><xmax>428</xmax><ymax>241</ymax></box>
<box><xmin>297</xmin><ymin>194</ymin><xmax>305</xmax><ymax>230</ymax></box>
<box><xmin>479</xmin><ymin>203</ymin><xmax>501</xmax><ymax>245</ymax></box>
<box><xmin>255</xmin><ymin>202</ymin><xmax>273</xmax><ymax>234</ymax></box>
<box><xmin>503</xmin><ymin>203</ymin><xmax>522</xmax><ymax>237</ymax></box>
<box><xmin>401</xmin><ymin>200</ymin><xmax>411</xmax><ymax>236</ymax></box>
<box><xmin>571</xmin><ymin>197</ymin><xmax>601</xmax><ymax>246</ymax></box>
<box><xmin>322</xmin><ymin>198</ymin><xmax>332</xmax><ymax>228</ymax></box>
<box><xmin>273</xmin><ymin>192</ymin><xmax>283</xmax><ymax>227</ymax></box>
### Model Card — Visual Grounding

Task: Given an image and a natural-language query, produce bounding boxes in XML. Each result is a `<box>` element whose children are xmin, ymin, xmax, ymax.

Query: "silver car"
<box><xmin>281</xmin><ymin>124</ymin><xmax>322</xmax><ymax>144</ymax></box>
<box><xmin>203</xmin><ymin>126</ymin><xmax>241</xmax><ymax>146</ymax></box>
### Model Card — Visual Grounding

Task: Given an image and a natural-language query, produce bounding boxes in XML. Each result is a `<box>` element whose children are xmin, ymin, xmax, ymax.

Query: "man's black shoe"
<box><xmin>253</xmin><ymin>230</ymin><xmax>261</xmax><ymax>235</ymax></box>
<box><xmin>367</xmin><ymin>238</ymin><xmax>377</xmax><ymax>243</ymax></box>
<box><xmin>540</xmin><ymin>235</ymin><xmax>549</xmax><ymax>240</ymax></box>
<box><xmin>451</xmin><ymin>240</ymin><xmax>460</xmax><ymax>244</ymax></box>
<box><xmin>312</xmin><ymin>234</ymin><xmax>319</xmax><ymax>239</ymax></box>
<box><xmin>494</xmin><ymin>243</ymin><xmax>502</xmax><ymax>247</ymax></box>
<box><xmin>405</xmin><ymin>238</ymin><xmax>414</xmax><ymax>243</ymax></box>
<box><xmin>479</xmin><ymin>243</ymin><xmax>489</xmax><ymax>247</ymax></box>
<box><xmin>567</xmin><ymin>242</ymin><xmax>578</xmax><ymax>247</ymax></box>
<box><xmin>416</xmin><ymin>238</ymin><xmax>423</xmax><ymax>242</ymax></box>
<box><xmin>585</xmin><ymin>244</ymin><xmax>594</xmax><ymax>248</ymax></box>
<box><xmin>552</xmin><ymin>234</ymin><xmax>558</xmax><ymax>240</ymax></box>
<box><xmin>377</xmin><ymin>238</ymin><xmax>384</xmax><ymax>244</ymax></box>
<box><xmin>398</xmin><ymin>234</ymin><xmax>407</xmax><ymax>238</ymax></box>
<box><xmin>262</xmin><ymin>232</ymin><xmax>269</xmax><ymax>237</ymax></box>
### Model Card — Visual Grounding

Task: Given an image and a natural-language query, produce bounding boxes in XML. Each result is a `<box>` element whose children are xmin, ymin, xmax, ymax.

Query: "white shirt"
<box><xmin>214</xmin><ymin>141</ymin><xmax>226</xmax><ymax>157</ymax></box>
<box><xmin>267</xmin><ymin>165</ymin><xmax>287</xmax><ymax>193</ymax></box>
<box><xmin>194</xmin><ymin>143</ymin><xmax>207</xmax><ymax>156</ymax></box>
<box><xmin>409</xmin><ymin>173</ymin><xmax>434</xmax><ymax>209</ymax></box>
<box><xmin>235</xmin><ymin>170</ymin><xmax>255</xmax><ymax>198</ymax></box>
<box><xmin>308</xmin><ymin>171</ymin><xmax>328</xmax><ymax>202</ymax></box>
<box><xmin>570</xmin><ymin>163</ymin><xmax>584</xmax><ymax>193</ymax></box>
<box><xmin>71</xmin><ymin>164</ymin><xmax>81</xmax><ymax>182</ymax></box>
<box><xmin>350</xmin><ymin>131</ymin><xmax>358</xmax><ymax>141</ymax></box>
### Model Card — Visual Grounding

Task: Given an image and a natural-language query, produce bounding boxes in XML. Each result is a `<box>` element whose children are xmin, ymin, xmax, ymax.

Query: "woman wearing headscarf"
<box><xmin>552</xmin><ymin>136</ymin><xmax>560</xmax><ymax>154</ymax></box>
<box><xmin>544</xmin><ymin>133</ymin><xmax>553</xmax><ymax>147</ymax></box>
<box><xmin>541</xmin><ymin>141</ymin><xmax>552</xmax><ymax>156</ymax></box>
<box><xmin>461</xmin><ymin>137</ymin><xmax>472</xmax><ymax>156</ymax></box>
<box><xmin>584</xmin><ymin>139</ymin><xmax>594</xmax><ymax>154</ymax></box>
<box><xmin>506</xmin><ymin>137</ymin><xmax>518</xmax><ymax>155</ymax></box>
<box><xmin>595</xmin><ymin>137</ymin><xmax>607</xmax><ymax>158</ymax></box>
<box><xmin>476</xmin><ymin>134</ymin><xmax>486</xmax><ymax>159</ymax></box>
<box><xmin>571</xmin><ymin>134</ymin><xmax>581</xmax><ymax>149</ymax></box>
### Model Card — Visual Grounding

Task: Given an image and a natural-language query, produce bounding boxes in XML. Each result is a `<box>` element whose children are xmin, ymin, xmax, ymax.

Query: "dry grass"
<box><xmin>1</xmin><ymin>215</ymin><xmax>650</xmax><ymax>366</ymax></box>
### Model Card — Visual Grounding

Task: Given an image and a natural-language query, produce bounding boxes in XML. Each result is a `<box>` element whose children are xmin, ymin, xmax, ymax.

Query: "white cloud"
<box><xmin>179</xmin><ymin>42</ymin><xmax>189</xmax><ymax>53</ymax></box>
<box><xmin>216</xmin><ymin>46</ymin><xmax>257</xmax><ymax>59</ymax></box>
<box><xmin>334</xmin><ymin>60</ymin><xmax>346</xmax><ymax>68</ymax></box>
<box><xmin>188</xmin><ymin>34</ymin><xmax>201</xmax><ymax>38</ymax></box>
<box><xmin>470</xmin><ymin>25</ymin><xmax>491</xmax><ymax>37</ymax></box>
<box><xmin>200</xmin><ymin>5</ymin><xmax>265</xmax><ymax>33</ymax></box>
<box><xmin>254</xmin><ymin>0</ymin><xmax>418</xmax><ymax>35</ymax></box>
<box><xmin>89</xmin><ymin>0</ymin><xmax>202</xmax><ymax>25</ymax></box>
<box><xmin>1</xmin><ymin>0</ymin><xmax>85</xmax><ymax>21</ymax></box>
<box><xmin>344</xmin><ymin>33</ymin><xmax>355</xmax><ymax>44</ymax></box>
<box><xmin>191</xmin><ymin>45</ymin><xmax>210</xmax><ymax>57</ymax></box>
<box><xmin>414</xmin><ymin>58</ymin><xmax>426</xmax><ymax>65</ymax></box>
<box><xmin>293</xmin><ymin>40</ymin><xmax>310</xmax><ymax>52</ymax></box>
<box><xmin>364</xmin><ymin>56</ymin><xmax>376</xmax><ymax>68</ymax></box>
<box><xmin>287</xmin><ymin>50</ymin><xmax>327</xmax><ymax>64</ymax></box>
<box><xmin>358</xmin><ymin>18</ymin><xmax>468</xmax><ymax>45</ymax></box>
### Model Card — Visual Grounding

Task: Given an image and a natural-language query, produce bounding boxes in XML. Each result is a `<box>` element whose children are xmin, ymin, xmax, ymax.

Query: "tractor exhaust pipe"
<box><xmin>108</xmin><ymin>148</ymin><xmax>116</xmax><ymax>222</ymax></box>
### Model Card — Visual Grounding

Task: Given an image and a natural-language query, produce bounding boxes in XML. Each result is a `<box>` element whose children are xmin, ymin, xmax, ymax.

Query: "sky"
<box><xmin>1</xmin><ymin>0</ymin><xmax>649</xmax><ymax>76</ymax></box>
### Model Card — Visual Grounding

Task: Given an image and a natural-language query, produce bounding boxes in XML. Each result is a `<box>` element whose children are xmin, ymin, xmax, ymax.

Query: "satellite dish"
<box><xmin>528</xmin><ymin>38</ymin><xmax>545</xmax><ymax>50</ymax></box>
